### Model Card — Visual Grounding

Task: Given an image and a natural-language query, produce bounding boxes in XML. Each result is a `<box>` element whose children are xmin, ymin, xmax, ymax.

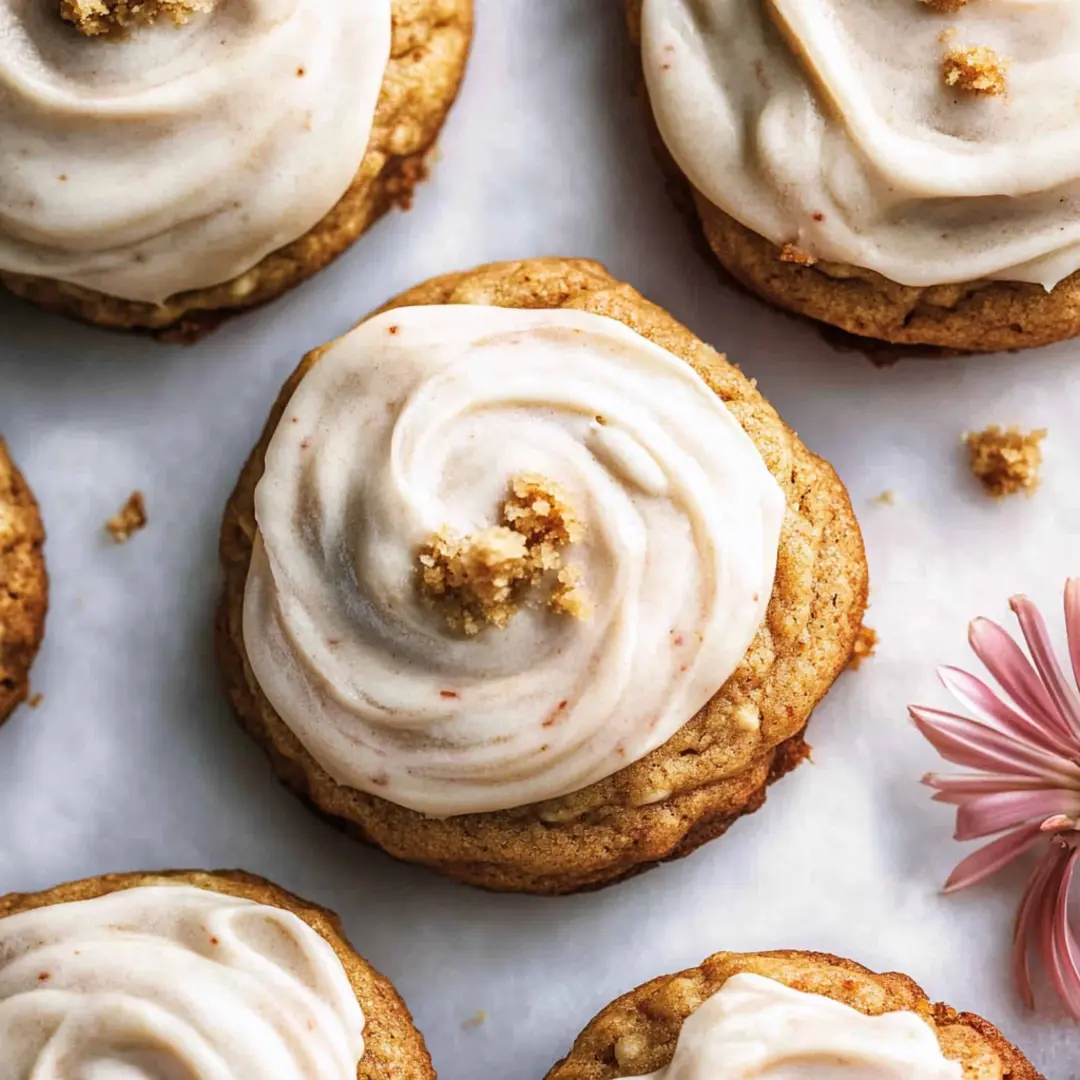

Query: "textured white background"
<box><xmin>0</xmin><ymin>3</ymin><xmax>1077</xmax><ymax>1076</ymax></box>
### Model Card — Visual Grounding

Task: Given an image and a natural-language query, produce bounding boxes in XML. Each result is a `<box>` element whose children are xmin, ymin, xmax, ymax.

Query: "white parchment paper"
<box><xmin>0</xmin><ymin>3</ymin><xmax>1076</xmax><ymax>1075</ymax></box>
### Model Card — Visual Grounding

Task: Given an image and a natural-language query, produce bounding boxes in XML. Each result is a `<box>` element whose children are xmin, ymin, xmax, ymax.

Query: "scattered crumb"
<box><xmin>550</xmin><ymin>565</ymin><xmax>591</xmax><ymax>621</ymax></box>
<box><xmin>462</xmin><ymin>1010</ymin><xmax>488</xmax><ymax>1031</ymax></box>
<box><xmin>921</xmin><ymin>0</ymin><xmax>968</xmax><ymax>12</ymax></box>
<box><xmin>779</xmin><ymin>243</ymin><xmax>818</xmax><ymax>267</ymax></box>
<box><xmin>873</xmin><ymin>489</ymin><xmax>895</xmax><ymax>506</ymax></box>
<box><xmin>27</xmin><ymin>693</ymin><xmax>44</xmax><ymax>709</ymax></box>
<box><xmin>848</xmin><ymin>625</ymin><xmax>879</xmax><ymax>671</ymax></box>
<box><xmin>418</xmin><ymin>475</ymin><xmax>589</xmax><ymax>635</ymax></box>
<box><xmin>964</xmin><ymin>425</ymin><xmax>1046</xmax><ymax>498</ymax></box>
<box><xmin>106</xmin><ymin>491</ymin><xmax>147</xmax><ymax>543</ymax></box>
<box><xmin>60</xmin><ymin>0</ymin><xmax>212</xmax><ymax>36</ymax></box>
<box><xmin>943</xmin><ymin>45</ymin><xmax>1008</xmax><ymax>97</ymax></box>
<box><xmin>503</xmin><ymin>473</ymin><xmax>583</xmax><ymax>547</ymax></box>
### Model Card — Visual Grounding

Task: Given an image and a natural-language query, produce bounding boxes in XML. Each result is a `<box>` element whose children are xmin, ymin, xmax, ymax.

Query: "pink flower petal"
<box><xmin>938</xmin><ymin>665</ymin><xmax>1076</xmax><ymax>756</ymax></box>
<box><xmin>1012</xmin><ymin>841</ymin><xmax>1060</xmax><ymax>1011</ymax></box>
<box><xmin>969</xmin><ymin>617</ymin><xmax>1069</xmax><ymax>739</ymax></box>
<box><xmin>944</xmin><ymin>821</ymin><xmax>1045</xmax><ymax>893</ymax></box>
<box><xmin>1038</xmin><ymin>843</ymin><xmax>1080</xmax><ymax>1022</ymax></box>
<box><xmin>924</xmin><ymin>772</ymin><xmax>1057</xmax><ymax>795</ymax></box>
<box><xmin>1010</xmin><ymin>842</ymin><xmax>1054</xmax><ymax>1010</ymax></box>
<box><xmin>955</xmin><ymin>790</ymin><xmax>1080</xmax><ymax>841</ymax></box>
<box><xmin>1011</xmin><ymin>596</ymin><xmax>1080</xmax><ymax>742</ymax></box>
<box><xmin>1048</xmin><ymin>846</ymin><xmax>1080</xmax><ymax>1022</ymax></box>
<box><xmin>1066</xmin><ymin>579</ymin><xmax>1080</xmax><ymax>698</ymax></box>
<box><xmin>910</xmin><ymin>707</ymin><xmax>1080</xmax><ymax>783</ymax></box>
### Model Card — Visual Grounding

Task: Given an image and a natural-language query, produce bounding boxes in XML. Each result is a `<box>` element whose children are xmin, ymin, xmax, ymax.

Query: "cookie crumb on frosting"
<box><xmin>965</xmin><ymin>425</ymin><xmax>1046</xmax><ymax>498</ymax></box>
<box><xmin>418</xmin><ymin>475</ymin><xmax>589</xmax><ymax>635</ymax></box>
<box><xmin>848</xmin><ymin>624</ymin><xmax>879</xmax><ymax>670</ymax></box>
<box><xmin>61</xmin><ymin>0</ymin><xmax>212</xmax><ymax>36</ymax></box>
<box><xmin>106</xmin><ymin>491</ymin><xmax>147</xmax><ymax>543</ymax></box>
<box><xmin>943</xmin><ymin>45</ymin><xmax>1008</xmax><ymax>96</ymax></box>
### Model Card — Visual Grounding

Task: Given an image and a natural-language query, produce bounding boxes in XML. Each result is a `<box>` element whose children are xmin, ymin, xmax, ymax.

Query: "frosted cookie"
<box><xmin>0</xmin><ymin>0</ymin><xmax>472</xmax><ymax>341</ymax></box>
<box><xmin>217</xmin><ymin>257</ymin><xmax>868</xmax><ymax>894</ymax></box>
<box><xmin>0</xmin><ymin>438</ymin><xmax>47</xmax><ymax>727</ymax></box>
<box><xmin>546</xmin><ymin>950</ymin><xmax>1042</xmax><ymax>1080</ymax></box>
<box><xmin>629</xmin><ymin>0</ymin><xmax>1080</xmax><ymax>352</ymax></box>
<box><xmin>0</xmin><ymin>869</ymin><xmax>434</xmax><ymax>1080</ymax></box>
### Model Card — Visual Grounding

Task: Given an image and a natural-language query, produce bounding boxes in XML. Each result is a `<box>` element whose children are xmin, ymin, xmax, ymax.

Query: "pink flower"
<box><xmin>910</xmin><ymin>580</ymin><xmax>1080</xmax><ymax>1021</ymax></box>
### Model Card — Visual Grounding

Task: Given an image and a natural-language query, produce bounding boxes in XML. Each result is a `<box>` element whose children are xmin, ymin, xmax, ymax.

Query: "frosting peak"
<box><xmin>642</xmin><ymin>0</ymin><xmax>1080</xmax><ymax>289</ymax></box>
<box><xmin>0</xmin><ymin>0</ymin><xmax>391</xmax><ymax>302</ymax></box>
<box><xmin>244</xmin><ymin>305</ymin><xmax>784</xmax><ymax>817</ymax></box>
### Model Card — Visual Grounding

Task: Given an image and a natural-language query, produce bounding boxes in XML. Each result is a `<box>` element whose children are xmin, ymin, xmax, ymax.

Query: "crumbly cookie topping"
<box><xmin>418</xmin><ymin>474</ymin><xmax>589</xmax><ymax>635</ymax></box>
<box><xmin>943</xmin><ymin>45</ymin><xmax>1008</xmax><ymax>96</ymax></box>
<box><xmin>965</xmin><ymin>426</ymin><xmax>1046</xmax><ymax>498</ymax></box>
<box><xmin>61</xmin><ymin>0</ymin><xmax>212</xmax><ymax>37</ymax></box>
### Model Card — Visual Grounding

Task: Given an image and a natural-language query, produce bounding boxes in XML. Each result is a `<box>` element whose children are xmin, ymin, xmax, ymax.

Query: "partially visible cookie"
<box><xmin>0</xmin><ymin>0</ymin><xmax>473</xmax><ymax>341</ymax></box>
<box><xmin>0</xmin><ymin>439</ymin><xmax>47</xmax><ymax>726</ymax></box>
<box><xmin>546</xmin><ymin>950</ymin><xmax>1042</xmax><ymax>1080</ymax></box>
<box><xmin>0</xmin><ymin>869</ymin><xmax>435</xmax><ymax>1080</ymax></box>
<box><xmin>627</xmin><ymin>0</ymin><xmax>1080</xmax><ymax>353</ymax></box>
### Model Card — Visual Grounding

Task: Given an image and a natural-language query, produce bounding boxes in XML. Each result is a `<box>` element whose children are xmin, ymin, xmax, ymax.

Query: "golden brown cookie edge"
<box><xmin>0</xmin><ymin>868</ymin><xmax>435</xmax><ymax>1080</ymax></box>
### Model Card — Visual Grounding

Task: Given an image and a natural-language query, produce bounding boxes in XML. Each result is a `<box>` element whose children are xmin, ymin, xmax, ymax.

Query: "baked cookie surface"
<box><xmin>0</xmin><ymin>868</ymin><xmax>435</xmax><ymax>1080</ymax></box>
<box><xmin>0</xmin><ymin>439</ymin><xmax>47</xmax><ymax>727</ymax></box>
<box><xmin>627</xmin><ymin>0</ymin><xmax>1080</xmax><ymax>354</ymax></box>
<box><xmin>0</xmin><ymin>0</ymin><xmax>472</xmax><ymax>342</ymax></box>
<box><xmin>545</xmin><ymin>950</ymin><xmax>1042</xmax><ymax>1080</ymax></box>
<box><xmin>218</xmin><ymin>257</ymin><xmax>867</xmax><ymax>894</ymax></box>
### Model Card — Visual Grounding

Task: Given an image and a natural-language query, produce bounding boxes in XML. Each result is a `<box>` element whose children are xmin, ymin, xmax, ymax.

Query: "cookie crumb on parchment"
<box><xmin>964</xmin><ymin>426</ymin><xmax>1046</xmax><ymax>498</ymax></box>
<box><xmin>106</xmin><ymin>491</ymin><xmax>147</xmax><ymax>543</ymax></box>
<box><xmin>873</xmin><ymin>490</ymin><xmax>895</xmax><ymax>507</ymax></box>
<box><xmin>61</xmin><ymin>0</ymin><xmax>212</xmax><ymax>37</ymax></box>
<box><xmin>462</xmin><ymin>1010</ymin><xmax>488</xmax><ymax>1030</ymax></box>
<box><xmin>848</xmin><ymin>625</ymin><xmax>879</xmax><ymax>671</ymax></box>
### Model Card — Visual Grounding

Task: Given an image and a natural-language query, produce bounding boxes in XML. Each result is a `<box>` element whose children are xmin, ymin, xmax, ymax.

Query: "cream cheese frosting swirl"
<box><xmin>0</xmin><ymin>884</ymin><xmax>365</xmax><ymax>1079</ymax></box>
<box><xmin>630</xmin><ymin>974</ymin><xmax>963</xmax><ymax>1080</ymax></box>
<box><xmin>0</xmin><ymin>0</ymin><xmax>390</xmax><ymax>303</ymax></box>
<box><xmin>642</xmin><ymin>0</ymin><xmax>1080</xmax><ymax>289</ymax></box>
<box><xmin>243</xmin><ymin>305</ymin><xmax>785</xmax><ymax>818</ymax></box>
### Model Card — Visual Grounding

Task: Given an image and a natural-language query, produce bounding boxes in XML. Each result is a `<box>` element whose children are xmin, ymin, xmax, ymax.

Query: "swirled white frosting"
<box><xmin>244</xmin><ymin>305</ymin><xmax>784</xmax><ymax>818</ymax></box>
<box><xmin>0</xmin><ymin>884</ymin><xmax>365</xmax><ymax>1079</ymax></box>
<box><xmin>0</xmin><ymin>0</ymin><xmax>390</xmax><ymax>303</ymax></box>
<box><xmin>642</xmin><ymin>0</ymin><xmax>1080</xmax><ymax>289</ymax></box>
<box><xmin>630</xmin><ymin>973</ymin><xmax>963</xmax><ymax>1080</ymax></box>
